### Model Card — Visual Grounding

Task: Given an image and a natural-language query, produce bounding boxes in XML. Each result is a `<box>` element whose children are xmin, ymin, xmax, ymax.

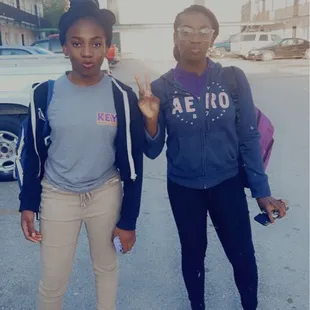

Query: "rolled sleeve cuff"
<box><xmin>117</xmin><ymin>217</ymin><xmax>137</xmax><ymax>231</ymax></box>
<box><xmin>250</xmin><ymin>182</ymin><xmax>271</xmax><ymax>199</ymax></box>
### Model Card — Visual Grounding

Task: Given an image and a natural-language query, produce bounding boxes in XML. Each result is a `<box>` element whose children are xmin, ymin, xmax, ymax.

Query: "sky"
<box><xmin>98</xmin><ymin>0</ymin><xmax>249</xmax><ymax>23</ymax></box>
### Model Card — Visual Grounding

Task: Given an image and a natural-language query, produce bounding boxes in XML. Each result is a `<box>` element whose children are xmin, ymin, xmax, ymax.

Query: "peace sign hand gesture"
<box><xmin>134</xmin><ymin>75</ymin><xmax>160</xmax><ymax>120</ymax></box>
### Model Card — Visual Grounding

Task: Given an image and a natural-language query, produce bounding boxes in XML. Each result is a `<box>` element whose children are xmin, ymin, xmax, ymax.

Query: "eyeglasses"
<box><xmin>177</xmin><ymin>27</ymin><xmax>215</xmax><ymax>41</ymax></box>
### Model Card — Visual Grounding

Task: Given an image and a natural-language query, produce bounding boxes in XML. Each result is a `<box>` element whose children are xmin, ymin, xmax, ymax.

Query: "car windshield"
<box><xmin>32</xmin><ymin>47</ymin><xmax>54</xmax><ymax>54</ymax></box>
<box><xmin>229</xmin><ymin>34</ymin><xmax>241</xmax><ymax>42</ymax></box>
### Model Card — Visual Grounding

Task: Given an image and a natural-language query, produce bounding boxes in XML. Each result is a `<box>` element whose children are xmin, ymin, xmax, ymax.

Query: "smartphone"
<box><xmin>113</xmin><ymin>236</ymin><xmax>123</xmax><ymax>253</ymax></box>
<box><xmin>254</xmin><ymin>206</ymin><xmax>289</xmax><ymax>226</ymax></box>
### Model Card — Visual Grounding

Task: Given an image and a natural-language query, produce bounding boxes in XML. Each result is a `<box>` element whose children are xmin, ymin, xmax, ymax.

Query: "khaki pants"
<box><xmin>38</xmin><ymin>176</ymin><xmax>122</xmax><ymax>310</ymax></box>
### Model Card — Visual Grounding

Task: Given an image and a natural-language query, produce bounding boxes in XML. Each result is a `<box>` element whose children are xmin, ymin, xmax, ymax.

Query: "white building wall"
<box><xmin>117</xmin><ymin>0</ymin><xmax>244</xmax><ymax>59</ymax></box>
<box><xmin>99</xmin><ymin>0</ymin><xmax>108</xmax><ymax>8</ymax></box>
<box><xmin>216</xmin><ymin>26</ymin><xmax>241</xmax><ymax>42</ymax></box>
<box><xmin>116</xmin><ymin>0</ymin><xmax>193</xmax><ymax>59</ymax></box>
<box><xmin>119</xmin><ymin>28</ymin><xmax>174</xmax><ymax>60</ymax></box>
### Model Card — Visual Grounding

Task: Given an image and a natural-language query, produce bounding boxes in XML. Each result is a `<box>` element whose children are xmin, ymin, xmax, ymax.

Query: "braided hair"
<box><xmin>173</xmin><ymin>5</ymin><xmax>219</xmax><ymax>62</ymax></box>
<box><xmin>58</xmin><ymin>0</ymin><xmax>116</xmax><ymax>47</ymax></box>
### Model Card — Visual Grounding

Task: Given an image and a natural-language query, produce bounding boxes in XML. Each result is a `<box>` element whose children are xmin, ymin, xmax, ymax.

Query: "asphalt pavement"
<box><xmin>0</xmin><ymin>58</ymin><xmax>309</xmax><ymax>310</ymax></box>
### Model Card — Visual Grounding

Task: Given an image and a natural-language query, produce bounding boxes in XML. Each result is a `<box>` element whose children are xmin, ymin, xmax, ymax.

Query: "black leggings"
<box><xmin>167</xmin><ymin>174</ymin><xmax>258</xmax><ymax>310</ymax></box>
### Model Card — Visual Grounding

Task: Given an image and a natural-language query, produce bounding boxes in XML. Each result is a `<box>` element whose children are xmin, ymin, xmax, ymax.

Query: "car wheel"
<box><xmin>305</xmin><ymin>49</ymin><xmax>310</xmax><ymax>59</ymax></box>
<box><xmin>0</xmin><ymin>116</ymin><xmax>20</xmax><ymax>181</ymax></box>
<box><xmin>262</xmin><ymin>51</ymin><xmax>274</xmax><ymax>61</ymax></box>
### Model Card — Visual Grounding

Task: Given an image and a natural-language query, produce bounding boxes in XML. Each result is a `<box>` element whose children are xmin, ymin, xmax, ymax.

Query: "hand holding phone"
<box><xmin>254</xmin><ymin>205</ymin><xmax>289</xmax><ymax>226</ymax></box>
<box><xmin>113</xmin><ymin>236</ymin><xmax>123</xmax><ymax>253</ymax></box>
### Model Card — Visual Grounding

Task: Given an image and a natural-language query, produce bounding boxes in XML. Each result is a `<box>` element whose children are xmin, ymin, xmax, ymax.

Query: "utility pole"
<box><xmin>262</xmin><ymin>0</ymin><xmax>266</xmax><ymax>12</ymax></box>
<box><xmin>293</xmin><ymin>0</ymin><xmax>299</xmax><ymax>17</ymax></box>
<box><xmin>292</xmin><ymin>0</ymin><xmax>299</xmax><ymax>37</ymax></box>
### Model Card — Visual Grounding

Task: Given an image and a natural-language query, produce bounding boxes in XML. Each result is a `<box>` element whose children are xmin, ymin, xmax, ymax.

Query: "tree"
<box><xmin>42</xmin><ymin>0</ymin><xmax>66</xmax><ymax>29</ymax></box>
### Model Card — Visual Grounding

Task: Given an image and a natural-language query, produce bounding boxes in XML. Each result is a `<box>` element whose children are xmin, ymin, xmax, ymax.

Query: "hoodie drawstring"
<box><xmin>80</xmin><ymin>192</ymin><xmax>92</xmax><ymax>208</ymax></box>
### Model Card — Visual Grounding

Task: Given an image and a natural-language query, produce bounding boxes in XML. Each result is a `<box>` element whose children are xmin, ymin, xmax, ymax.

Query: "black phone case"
<box><xmin>254</xmin><ymin>213</ymin><xmax>272</xmax><ymax>226</ymax></box>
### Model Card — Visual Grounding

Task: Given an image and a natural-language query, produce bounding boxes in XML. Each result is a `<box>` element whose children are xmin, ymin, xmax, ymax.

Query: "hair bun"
<box><xmin>101</xmin><ymin>9</ymin><xmax>116</xmax><ymax>26</ymax></box>
<box><xmin>68</xmin><ymin>1</ymin><xmax>116</xmax><ymax>26</ymax></box>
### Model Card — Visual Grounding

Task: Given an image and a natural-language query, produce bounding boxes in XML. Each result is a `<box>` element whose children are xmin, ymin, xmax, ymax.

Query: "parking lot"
<box><xmin>137</xmin><ymin>56</ymin><xmax>310</xmax><ymax>77</ymax></box>
<box><xmin>0</xmin><ymin>57</ymin><xmax>309</xmax><ymax>310</ymax></box>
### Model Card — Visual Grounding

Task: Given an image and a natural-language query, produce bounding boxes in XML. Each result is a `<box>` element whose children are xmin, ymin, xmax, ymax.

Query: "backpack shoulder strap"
<box><xmin>47</xmin><ymin>80</ymin><xmax>55</xmax><ymax>106</ymax></box>
<box><xmin>222</xmin><ymin>66</ymin><xmax>241</xmax><ymax>125</ymax></box>
<box><xmin>222</xmin><ymin>66</ymin><xmax>239</xmax><ymax>105</ymax></box>
<box><xmin>42</xmin><ymin>80</ymin><xmax>55</xmax><ymax>138</ymax></box>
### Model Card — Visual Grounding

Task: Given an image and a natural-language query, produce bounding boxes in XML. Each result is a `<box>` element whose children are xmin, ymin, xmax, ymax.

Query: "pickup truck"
<box><xmin>0</xmin><ymin>54</ymin><xmax>110</xmax><ymax>181</ymax></box>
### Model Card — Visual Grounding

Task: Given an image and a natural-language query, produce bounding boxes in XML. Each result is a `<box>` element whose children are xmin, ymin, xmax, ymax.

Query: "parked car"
<box><xmin>210</xmin><ymin>39</ymin><xmax>231</xmax><ymax>58</ymax></box>
<box><xmin>247</xmin><ymin>38</ymin><xmax>310</xmax><ymax>61</ymax></box>
<box><xmin>209</xmin><ymin>33</ymin><xmax>242</xmax><ymax>58</ymax></box>
<box><xmin>31</xmin><ymin>34</ymin><xmax>120</xmax><ymax>65</ymax></box>
<box><xmin>213</xmin><ymin>40</ymin><xmax>231</xmax><ymax>52</ymax></box>
<box><xmin>0</xmin><ymin>45</ymin><xmax>54</xmax><ymax>56</ymax></box>
<box><xmin>230</xmin><ymin>32</ymin><xmax>282</xmax><ymax>58</ymax></box>
<box><xmin>213</xmin><ymin>34</ymin><xmax>242</xmax><ymax>52</ymax></box>
<box><xmin>31</xmin><ymin>34</ymin><xmax>63</xmax><ymax>53</ymax></box>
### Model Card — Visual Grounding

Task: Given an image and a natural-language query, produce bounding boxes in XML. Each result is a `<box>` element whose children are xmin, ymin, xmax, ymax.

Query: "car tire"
<box><xmin>0</xmin><ymin>116</ymin><xmax>20</xmax><ymax>182</ymax></box>
<box><xmin>262</xmin><ymin>51</ymin><xmax>274</xmax><ymax>61</ymax></box>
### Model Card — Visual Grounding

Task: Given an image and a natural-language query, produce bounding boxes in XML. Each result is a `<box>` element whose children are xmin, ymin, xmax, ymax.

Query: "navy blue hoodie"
<box><xmin>144</xmin><ymin>60</ymin><xmax>271</xmax><ymax>198</ymax></box>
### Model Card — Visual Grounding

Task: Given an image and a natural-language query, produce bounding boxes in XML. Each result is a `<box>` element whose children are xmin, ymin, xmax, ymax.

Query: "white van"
<box><xmin>230</xmin><ymin>32</ymin><xmax>282</xmax><ymax>58</ymax></box>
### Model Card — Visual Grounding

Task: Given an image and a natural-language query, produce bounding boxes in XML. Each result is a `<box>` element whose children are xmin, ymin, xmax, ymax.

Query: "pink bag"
<box><xmin>256</xmin><ymin>108</ymin><xmax>274</xmax><ymax>169</ymax></box>
<box><xmin>224</xmin><ymin>66</ymin><xmax>275</xmax><ymax>170</ymax></box>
